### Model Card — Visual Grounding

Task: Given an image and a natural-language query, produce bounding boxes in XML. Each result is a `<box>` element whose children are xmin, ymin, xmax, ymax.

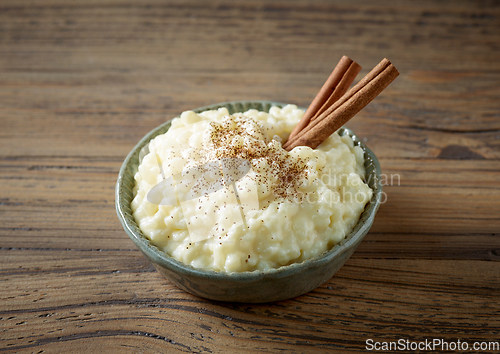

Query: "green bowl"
<box><xmin>115</xmin><ymin>101</ymin><xmax>382</xmax><ymax>303</ymax></box>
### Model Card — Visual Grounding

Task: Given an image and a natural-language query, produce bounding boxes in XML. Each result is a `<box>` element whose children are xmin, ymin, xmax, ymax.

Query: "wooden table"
<box><xmin>2</xmin><ymin>1</ymin><xmax>499</xmax><ymax>352</ymax></box>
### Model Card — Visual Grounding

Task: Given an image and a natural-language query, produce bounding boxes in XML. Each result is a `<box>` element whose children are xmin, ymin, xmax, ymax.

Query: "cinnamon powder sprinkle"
<box><xmin>198</xmin><ymin>115</ymin><xmax>307</xmax><ymax>201</ymax></box>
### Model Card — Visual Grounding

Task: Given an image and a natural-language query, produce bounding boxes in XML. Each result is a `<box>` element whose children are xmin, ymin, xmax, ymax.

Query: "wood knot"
<box><xmin>437</xmin><ymin>145</ymin><xmax>485</xmax><ymax>160</ymax></box>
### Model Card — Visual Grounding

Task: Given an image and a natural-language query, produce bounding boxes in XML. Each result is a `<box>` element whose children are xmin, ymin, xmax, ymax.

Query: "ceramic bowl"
<box><xmin>115</xmin><ymin>101</ymin><xmax>382</xmax><ymax>303</ymax></box>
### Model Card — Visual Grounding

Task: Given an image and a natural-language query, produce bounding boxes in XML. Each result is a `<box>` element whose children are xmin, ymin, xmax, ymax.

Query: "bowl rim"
<box><xmin>115</xmin><ymin>100</ymin><xmax>382</xmax><ymax>282</ymax></box>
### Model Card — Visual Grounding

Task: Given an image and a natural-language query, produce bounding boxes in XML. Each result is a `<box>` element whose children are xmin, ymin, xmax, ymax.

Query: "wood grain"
<box><xmin>1</xmin><ymin>0</ymin><xmax>499</xmax><ymax>352</ymax></box>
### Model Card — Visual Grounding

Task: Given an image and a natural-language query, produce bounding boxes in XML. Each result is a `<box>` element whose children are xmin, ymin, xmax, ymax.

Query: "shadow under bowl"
<box><xmin>115</xmin><ymin>101</ymin><xmax>383</xmax><ymax>303</ymax></box>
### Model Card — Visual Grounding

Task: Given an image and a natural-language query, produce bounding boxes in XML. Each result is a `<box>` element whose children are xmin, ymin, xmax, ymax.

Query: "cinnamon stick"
<box><xmin>283</xmin><ymin>58</ymin><xmax>399</xmax><ymax>151</ymax></box>
<box><xmin>287</xmin><ymin>56</ymin><xmax>361</xmax><ymax>140</ymax></box>
<box><xmin>309</xmin><ymin>60</ymin><xmax>361</xmax><ymax>122</ymax></box>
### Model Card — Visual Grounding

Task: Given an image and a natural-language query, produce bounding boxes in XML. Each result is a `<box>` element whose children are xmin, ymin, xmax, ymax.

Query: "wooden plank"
<box><xmin>1</xmin><ymin>254</ymin><xmax>499</xmax><ymax>352</ymax></box>
<box><xmin>1</xmin><ymin>0</ymin><xmax>499</xmax><ymax>352</ymax></box>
